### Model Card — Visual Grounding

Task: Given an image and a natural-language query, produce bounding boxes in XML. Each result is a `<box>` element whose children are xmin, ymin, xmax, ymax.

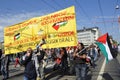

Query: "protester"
<box><xmin>21</xmin><ymin>47</ymin><xmax>37</xmax><ymax>80</ymax></box>
<box><xmin>50</xmin><ymin>48</ymin><xmax>57</xmax><ymax>61</ymax></box>
<box><xmin>35</xmin><ymin>45</ymin><xmax>46</xmax><ymax>80</ymax></box>
<box><xmin>118</xmin><ymin>44</ymin><xmax>120</xmax><ymax>53</ymax></box>
<box><xmin>97</xmin><ymin>47</ymin><xmax>101</xmax><ymax>57</ymax></box>
<box><xmin>67</xmin><ymin>46</ymin><xmax>75</xmax><ymax>75</ymax></box>
<box><xmin>1</xmin><ymin>50</ymin><xmax>10</xmax><ymax>80</ymax></box>
<box><xmin>93</xmin><ymin>45</ymin><xmax>98</xmax><ymax>61</ymax></box>
<box><xmin>0</xmin><ymin>49</ymin><xmax>2</xmax><ymax>75</ymax></box>
<box><xmin>44</xmin><ymin>48</ymin><xmax>51</xmax><ymax>64</ymax></box>
<box><xmin>73</xmin><ymin>42</ymin><xmax>87</xmax><ymax>80</ymax></box>
<box><xmin>14</xmin><ymin>53</ymin><xmax>20</xmax><ymax>67</ymax></box>
<box><xmin>53</xmin><ymin>48</ymin><xmax>61</xmax><ymax>70</ymax></box>
<box><xmin>60</xmin><ymin>47</ymin><xmax>68</xmax><ymax>74</ymax></box>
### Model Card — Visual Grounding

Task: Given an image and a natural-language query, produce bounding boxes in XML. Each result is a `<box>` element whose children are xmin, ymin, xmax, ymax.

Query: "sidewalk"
<box><xmin>116</xmin><ymin>53</ymin><xmax>120</xmax><ymax>74</ymax></box>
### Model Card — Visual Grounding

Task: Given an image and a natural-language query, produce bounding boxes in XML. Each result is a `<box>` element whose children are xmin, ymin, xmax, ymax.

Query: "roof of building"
<box><xmin>77</xmin><ymin>27</ymin><xmax>98</xmax><ymax>32</ymax></box>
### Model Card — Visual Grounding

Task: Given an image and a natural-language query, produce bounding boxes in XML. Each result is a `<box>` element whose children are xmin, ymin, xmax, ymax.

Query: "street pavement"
<box><xmin>0</xmin><ymin>53</ymin><xmax>120</xmax><ymax>80</ymax></box>
<box><xmin>117</xmin><ymin>53</ymin><xmax>120</xmax><ymax>66</ymax></box>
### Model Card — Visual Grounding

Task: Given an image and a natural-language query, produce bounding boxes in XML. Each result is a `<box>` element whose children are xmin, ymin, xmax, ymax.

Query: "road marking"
<box><xmin>97</xmin><ymin>58</ymin><xmax>106</xmax><ymax>80</ymax></box>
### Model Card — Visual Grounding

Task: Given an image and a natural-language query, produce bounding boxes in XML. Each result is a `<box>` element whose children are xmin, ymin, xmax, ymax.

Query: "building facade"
<box><xmin>77</xmin><ymin>27</ymin><xmax>101</xmax><ymax>46</ymax></box>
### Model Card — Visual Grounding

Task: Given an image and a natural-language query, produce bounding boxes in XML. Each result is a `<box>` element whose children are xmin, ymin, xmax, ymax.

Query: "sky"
<box><xmin>0</xmin><ymin>0</ymin><xmax>120</xmax><ymax>42</ymax></box>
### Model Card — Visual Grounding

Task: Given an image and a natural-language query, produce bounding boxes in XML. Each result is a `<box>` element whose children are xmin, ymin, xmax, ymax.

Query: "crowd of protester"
<box><xmin>0</xmin><ymin>42</ymin><xmax>119</xmax><ymax>80</ymax></box>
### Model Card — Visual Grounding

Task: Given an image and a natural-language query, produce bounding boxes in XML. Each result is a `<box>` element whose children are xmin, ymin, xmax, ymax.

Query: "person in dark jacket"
<box><xmin>60</xmin><ymin>47</ymin><xmax>68</xmax><ymax>74</ymax></box>
<box><xmin>21</xmin><ymin>47</ymin><xmax>36</xmax><ymax>80</ymax></box>
<box><xmin>21</xmin><ymin>47</ymin><xmax>45</xmax><ymax>80</ymax></box>
<box><xmin>73</xmin><ymin>43</ymin><xmax>87</xmax><ymax>80</ymax></box>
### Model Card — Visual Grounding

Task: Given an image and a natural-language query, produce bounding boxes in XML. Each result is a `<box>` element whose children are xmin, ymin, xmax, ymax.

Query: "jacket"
<box><xmin>21</xmin><ymin>50</ymin><xmax>45</xmax><ymax>79</ymax></box>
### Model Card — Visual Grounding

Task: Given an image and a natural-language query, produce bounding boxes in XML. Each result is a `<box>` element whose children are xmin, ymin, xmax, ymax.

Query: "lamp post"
<box><xmin>115</xmin><ymin>5</ymin><xmax>119</xmax><ymax>9</ymax></box>
<box><xmin>116</xmin><ymin>4</ymin><xmax>120</xmax><ymax>42</ymax></box>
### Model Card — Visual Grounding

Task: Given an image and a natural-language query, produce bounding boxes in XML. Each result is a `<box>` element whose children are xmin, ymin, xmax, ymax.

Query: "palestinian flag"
<box><xmin>96</xmin><ymin>33</ymin><xmax>113</xmax><ymax>63</ymax></box>
<box><xmin>14</xmin><ymin>33</ymin><xmax>20</xmax><ymax>40</ymax></box>
<box><xmin>52</xmin><ymin>21</ymin><xmax>67</xmax><ymax>30</ymax></box>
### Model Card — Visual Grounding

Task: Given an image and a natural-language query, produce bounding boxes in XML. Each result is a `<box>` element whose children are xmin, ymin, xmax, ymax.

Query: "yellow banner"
<box><xmin>4</xmin><ymin>6</ymin><xmax>77</xmax><ymax>54</ymax></box>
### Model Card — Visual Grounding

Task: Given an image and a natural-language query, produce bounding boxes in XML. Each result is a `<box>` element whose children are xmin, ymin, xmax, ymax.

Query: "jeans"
<box><xmin>75</xmin><ymin>63</ymin><xmax>87</xmax><ymax>80</ymax></box>
<box><xmin>24</xmin><ymin>76</ymin><xmax>36</xmax><ymax>80</ymax></box>
<box><xmin>69</xmin><ymin>60</ymin><xmax>75</xmax><ymax>74</ymax></box>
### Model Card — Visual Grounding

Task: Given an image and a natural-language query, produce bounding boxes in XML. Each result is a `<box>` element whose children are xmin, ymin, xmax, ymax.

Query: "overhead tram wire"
<box><xmin>23</xmin><ymin>0</ymin><xmax>49</xmax><ymax>17</ymax></box>
<box><xmin>20</xmin><ymin>0</ymin><xmax>58</xmax><ymax>46</ymax></box>
<box><xmin>75</xmin><ymin>0</ymin><xmax>93</xmax><ymax>27</ymax></box>
<box><xmin>42</xmin><ymin>0</ymin><xmax>58</xmax><ymax>11</ymax></box>
<box><xmin>38</xmin><ymin>0</ymin><xmax>59</xmax><ymax>46</ymax></box>
<box><xmin>53</xmin><ymin>0</ymin><xmax>64</xmax><ymax>9</ymax></box>
<box><xmin>22</xmin><ymin>0</ymin><xmax>57</xmax><ymax>15</ymax></box>
<box><xmin>98</xmin><ymin>0</ymin><xmax>106</xmax><ymax>29</ymax></box>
